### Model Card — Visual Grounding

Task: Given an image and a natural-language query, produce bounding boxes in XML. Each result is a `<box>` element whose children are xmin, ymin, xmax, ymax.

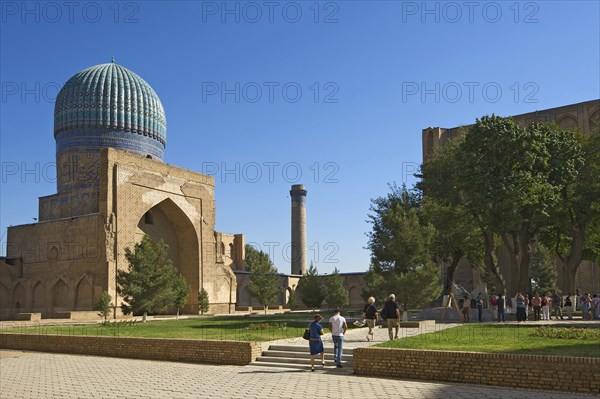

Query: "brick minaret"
<box><xmin>290</xmin><ymin>184</ymin><xmax>307</xmax><ymax>275</ymax></box>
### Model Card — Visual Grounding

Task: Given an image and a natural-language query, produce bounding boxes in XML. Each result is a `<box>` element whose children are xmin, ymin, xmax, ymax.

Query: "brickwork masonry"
<box><xmin>0</xmin><ymin>334</ymin><xmax>262</xmax><ymax>366</ymax></box>
<box><xmin>354</xmin><ymin>347</ymin><xmax>600</xmax><ymax>395</ymax></box>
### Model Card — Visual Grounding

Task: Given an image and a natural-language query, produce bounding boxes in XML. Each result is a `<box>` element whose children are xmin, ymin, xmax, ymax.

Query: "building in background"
<box><xmin>0</xmin><ymin>61</ymin><xmax>244</xmax><ymax>320</ymax></box>
<box><xmin>422</xmin><ymin>99</ymin><xmax>600</xmax><ymax>295</ymax></box>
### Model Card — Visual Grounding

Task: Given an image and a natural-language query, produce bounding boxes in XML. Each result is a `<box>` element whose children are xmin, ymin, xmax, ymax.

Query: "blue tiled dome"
<box><xmin>54</xmin><ymin>61</ymin><xmax>167</xmax><ymax>160</ymax></box>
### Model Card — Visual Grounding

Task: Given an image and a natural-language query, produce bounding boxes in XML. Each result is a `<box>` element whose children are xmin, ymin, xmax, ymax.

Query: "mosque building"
<box><xmin>0</xmin><ymin>61</ymin><xmax>245</xmax><ymax>319</ymax></box>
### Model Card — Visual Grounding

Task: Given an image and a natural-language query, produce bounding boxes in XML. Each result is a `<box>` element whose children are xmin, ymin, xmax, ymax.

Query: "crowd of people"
<box><xmin>306</xmin><ymin>291</ymin><xmax>600</xmax><ymax>368</ymax></box>
<box><xmin>483</xmin><ymin>291</ymin><xmax>600</xmax><ymax>322</ymax></box>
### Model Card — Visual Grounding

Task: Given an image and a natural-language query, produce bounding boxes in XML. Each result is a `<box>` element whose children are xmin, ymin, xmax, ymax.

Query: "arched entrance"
<box><xmin>136</xmin><ymin>198</ymin><xmax>200</xmax><ymax>313</ymax></box>
<box><xmin>32</xmin><ymin>282</ymin><xmax>44</xmax><ymax>312</ymax></box>
<box><xmin>13</xmin><ymin>283</ymin><xmax>25</xmax><ymax>313</ymax></box>
<box><xmin>75</xmin><ymin>278</ymin><xmax>93</xmax><ymax>309</ymax></box>
<box><xmin>53</xmin><ymin>279</ymin><xmax>69</xmax><ymax>311</ymax></box>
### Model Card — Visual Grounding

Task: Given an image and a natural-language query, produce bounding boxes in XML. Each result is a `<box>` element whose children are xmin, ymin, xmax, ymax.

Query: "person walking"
<box><xmin>381</xmin><ymin>294</ymin><xmax>400</xmax><ymax>340</ymax></box>
<box><xmin>580</xmin><ymin>293</ymin><xmax>590</xmax><ymax>320</ymax></box>
<box><xmin>532</xmin><ymin>293</ymin><xmax>542</xmax><ymax>321</ymax></box>
<box><xmin>551</xmin><ymin>292</ymin><xmax>563</xmax><ymax>320</ymax></box>
<box><xmin>515</xmin><ymin>293</ymin><xmax>527</xmax><ymax>322</ymax></box>
<box><xmin>541</xmin><ymin>293</ymin><xmax>551</xmax><ymax>320</ymax></box>
<box><xmin>328</xmin><ymin>308</ymin><xmax>347</xmax><ymax>368</ymax></box>
<box><xmin>593</xmin><ymin>294</ymin><xmax>600</xmax><ymax>320</ymax></box>
<box><xmin>462</xmin><ymin>295</ymin><xmax>471</xmax><ymax>323</ymax></box>
<box><xmin>524</xmin><ymin>293</ymin><xmax>530</xmax><ymax>320</ymax></box>
<box><xmin>496</xmin><ymin>294</ymin><xmax>505</xmax><ymax>322</ymax></box>
<box><xmin>308</xmin><ymin>314</ymin><xmax>325</xmax><ymax>372</ymax></box>
<box><xmin>563</xmin><ymin>294</ymin><xmax>573</xmax><ymax>320</ymax></box>
<box><xmin>476</xmin><ymin>292</ymin><xmax>484</xmax><ymax>322</ymax></box>
<box><xmin>363</xmin><ymin>297</ymin><xmax>378</xmax><ymax>341</ymax></box>
<box><xmin>489</xmin><ymin>294</ymin><xmax>497</xmax><ymax>321</ymax></box>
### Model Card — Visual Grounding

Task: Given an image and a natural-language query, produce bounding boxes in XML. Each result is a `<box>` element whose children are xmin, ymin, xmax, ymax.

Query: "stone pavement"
<box><xmin>0</xmin><ymin>350</ymin><xmax>593</xmax><ymax>399</ymax></box>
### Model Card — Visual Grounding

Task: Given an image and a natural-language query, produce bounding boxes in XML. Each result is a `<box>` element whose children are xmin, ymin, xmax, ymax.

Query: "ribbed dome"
<box><xmin>54</xmin><ymin>62</ymin><xmax>167</xmax><ymax>159</ymax></box>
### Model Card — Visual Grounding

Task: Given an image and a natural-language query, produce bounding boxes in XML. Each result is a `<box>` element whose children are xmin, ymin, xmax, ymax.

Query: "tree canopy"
<box><xmin>418</xmin><ymin>116</ymin><xmax>596</xmax><ymax>295</ymax></box>
<box><xmin>324</xmin><ymin>268</ymin><xmax>349</xmax><ymax>310</ymax></box>
<box><xmin>246</xmin><ymin>247</ymin><xmax>279</xmax><ymax>313</ymax></box>
<box><xmin>117</xmin><ymin>235</ymin><xmax>188</xmax><ymax>321</ymax></box>
<box><xmin>365</xmin><ymin>184</ymin><xmax>441</xmax><ymax>309</ymax></box>
<box><xmin>244</xmin><ymin>244</ymin><xmax>273</xmax><ymax>273</ymax></box>
<box><xmin>297</xmin><ymin>262</ymin><xmax>326</xmax><ymax>309</ymax></box>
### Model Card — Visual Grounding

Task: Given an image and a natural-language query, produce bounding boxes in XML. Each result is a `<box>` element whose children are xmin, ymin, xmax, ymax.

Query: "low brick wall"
<box><xmin>0</xmin><ymin>334</ymin><xmax>262</xmax><ymax>366</ymax></box>
<box><xmin>14</xmin><ymin>313</ymin><xmax>42</xmax><ymax>322</ymax></box>
<box><xmin>354</xmin><ymin>348</ymin><xmax>600</xmax><ymax>395</ymax></box>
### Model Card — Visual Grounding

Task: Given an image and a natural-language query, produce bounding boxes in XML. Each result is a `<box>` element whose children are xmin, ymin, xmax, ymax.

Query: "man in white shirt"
<box><xmin>328</xmin><ymin>308</ymin><xmax>347</xmax><ymax>368</ymax></box>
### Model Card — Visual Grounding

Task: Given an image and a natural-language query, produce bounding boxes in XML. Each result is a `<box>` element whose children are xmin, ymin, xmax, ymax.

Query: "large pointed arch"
<box><xmin>32</xmin><ymin>281</ymin><xmax>44</xmax><ymax>312</ymax></box>
<box><xmin>53</xmin><ymin>279</ymin><xmax>69</xmax><ymax>310</ymax></box>
<box><xmin>135</xmin><ymin>198</ymin><xmax>200</xmax><ymax>313</ymax></box>
<box><xmin>557</xmin><ymin>115</ymin><xmax>578</xmax><ymax>130</ymax></box>
<box><xmin>0</xmin><ymin>282</ymin><xmax>9</xmax><ymax>313</ymax></box>
<box><xmin>13</xmin><ymin>283</ymin><xmax>26</xmax><ymax>313</ymax></box>
<box><xmin>75</xmin><ymin>277</ymin><xmax>93</xmax><ymax>309</ymax></box>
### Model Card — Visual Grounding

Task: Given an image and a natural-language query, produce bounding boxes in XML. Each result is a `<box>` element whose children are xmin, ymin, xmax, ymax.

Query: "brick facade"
<box><xmin>354</xmin><ymin>347</ymin><xmax>600</xmax><ymax>395</ymax></box>
<box><xmin>0</xmin><ymin>333</ymin><xmax>262</xmax><ymax>366</ymax></box>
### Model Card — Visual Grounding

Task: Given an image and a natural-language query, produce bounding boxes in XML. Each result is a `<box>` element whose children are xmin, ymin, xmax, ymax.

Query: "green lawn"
<box><xmin>0</xmin><ymin>312</ymin><xmax>355</xmax><ymax>342</ymax></box>
<box><xmin>377</xmin><ymin>324</ymin><xmax>600</xmax><ymax>358</ymax></box>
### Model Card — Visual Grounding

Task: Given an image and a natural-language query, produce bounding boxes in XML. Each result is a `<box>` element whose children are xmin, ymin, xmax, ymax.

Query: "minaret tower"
<box><xmin>290</xmin><ymin>184</ymin><xmax>307</xmax><ymax>275</ymax></box>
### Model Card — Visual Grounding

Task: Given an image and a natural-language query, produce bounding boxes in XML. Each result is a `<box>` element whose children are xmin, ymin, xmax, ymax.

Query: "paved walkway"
<box><xmin>262</xmin><ymin>319</ymin><xmax>460</xmax><ymax>352</ymax></box>
<box><xmin>0</xmin><ymin>350</ymin><xmax>592</xmax><ymax>399</ymax></box>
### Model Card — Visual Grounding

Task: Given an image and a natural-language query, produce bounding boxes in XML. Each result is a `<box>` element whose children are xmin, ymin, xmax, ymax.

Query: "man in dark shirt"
<box><xmin>381</xmin><ymin>294</ymin><xmax>400</xmax><ymax>340</ymax></box>
<box><xmin>363</xmin><ymin>297</ymin><xmax>378</xmax><ymax>341</ymax></box>
<box><xmin>496</xmin><ymin>294</ymin><xmax>505</xmax><ymax>322</ymax></box>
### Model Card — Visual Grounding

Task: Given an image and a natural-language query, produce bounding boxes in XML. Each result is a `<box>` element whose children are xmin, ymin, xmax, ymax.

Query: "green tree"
<box><xmin>287</xmin><ymin>288</ymin><xmax>300</xmax><ymax>311</ymax></box>
<box><xmin>422</xmin><ymin>198</ymin><xmax>483</xmax><ymax>295</ymax></box>
<box><xmin>543</xmin><ymin>130</ymin><xmax>599</xmax><ymax>292</ymax></box>
<box><xmin>396</xmin><ymin>263</ymin><xmax>442</xmax><ymax>310</ymax></box>
<box><xmin>247</xmin><ymin>248</ymin><xmax>279</xmax><ymax>314</ymax></box>
<box><xmin>244</xmin><ymin>244</ymin><xmax>272</xmax><ymax>273</ymax></box>
<box><xmin>455</xmin><ymin>117</ymin><xmax>580</xmax><ymax>294</ymax></box>
<box><xmin>95</xmin><ymin>291</ymin><xmax>113</xmax><ymax>323</ymax></box>
<box><xmin>366</xmin><ymin>183</ymin><xmax>432</xmax><ymax>274</ymax></box>
<box><xmin>529</xmin><ymin>240</ymin><xmax>559</xmax><ymax>295</ymax></box>
<box><xmin>324</xmin><ymin>268</ymin><xmax>349</xmax><ymax>310</ymax></box>
<box><xmin>297</xmin><ymin>262</ymin><xmax>326</xmax><ymax>309</ymax></box>
<box><xmin>365</xmin><ymin>185</ymin><xmax>441</xmax><ymax>309</ymax></box>
<box><xmin>198</xmin><ymin>288</ymin><xmax>210</xmax><ymax>315</ymax></box>
<box><xmin>173</xmin><ymin>274</ymin><xmax>190</xmax><ymax>321</ymax></box>
<box><xmin>117</xmin><ymin>235</ymin><xmax>183</xmax><ymax>322</ymax></box>
<box><xmin>361</xmin><ymin>264</ymin><xmax>387</xmax><ymax>304</ymax></box>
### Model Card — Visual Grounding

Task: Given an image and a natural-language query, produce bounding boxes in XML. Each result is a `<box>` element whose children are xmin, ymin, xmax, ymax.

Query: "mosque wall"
<box><xmin>0</xmin><ymin>214</ymin><xmax>107</xmax><ymax>318</ymax></box>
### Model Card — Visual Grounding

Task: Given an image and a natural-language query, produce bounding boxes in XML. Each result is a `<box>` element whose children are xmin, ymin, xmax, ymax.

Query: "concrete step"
<box><xmin>250</xmin><ymin>343</ymin><xmax>355</xmax><ymax>371</ymax></box>
<box><xmin>248</xmin><ymin>361</ymin><xmax>353</xmax><ymax>372</ymax></box>
<box><xmin>262</xmin><ymin>350</ymin><xmax>352</xmax><ymax>361</ymax></box>
<box><xmin>255</xmin><ymin>356</ymin><xmax>352</xmax><ymax>366</ymax></box>
<box><xmin>268</xmin><ymin>344</ymin><xmax>354</xmax><ymax>354</ymax></box>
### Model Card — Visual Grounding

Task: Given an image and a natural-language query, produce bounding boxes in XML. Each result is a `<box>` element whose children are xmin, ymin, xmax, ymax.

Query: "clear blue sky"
<box><xmin>1</xmin><ymin>1</ymin><xmax>599</xmax><ymax>274</ymax></box>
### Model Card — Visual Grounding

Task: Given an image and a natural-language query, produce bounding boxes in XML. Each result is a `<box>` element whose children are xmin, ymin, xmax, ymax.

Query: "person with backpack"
<box><xmin>307</xmin><ymin>314</ymin><xmax>325</xmax><ymax>372</ymax></box>
<box><xmin>362</xmin><ymin>296</ymin><xmax>378</xmax><ymax>341</ymax></box>
<box><xmin>381</xmin><ymin>294</ymin><xmax>400</xmax><ymax>340</ymax></box>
